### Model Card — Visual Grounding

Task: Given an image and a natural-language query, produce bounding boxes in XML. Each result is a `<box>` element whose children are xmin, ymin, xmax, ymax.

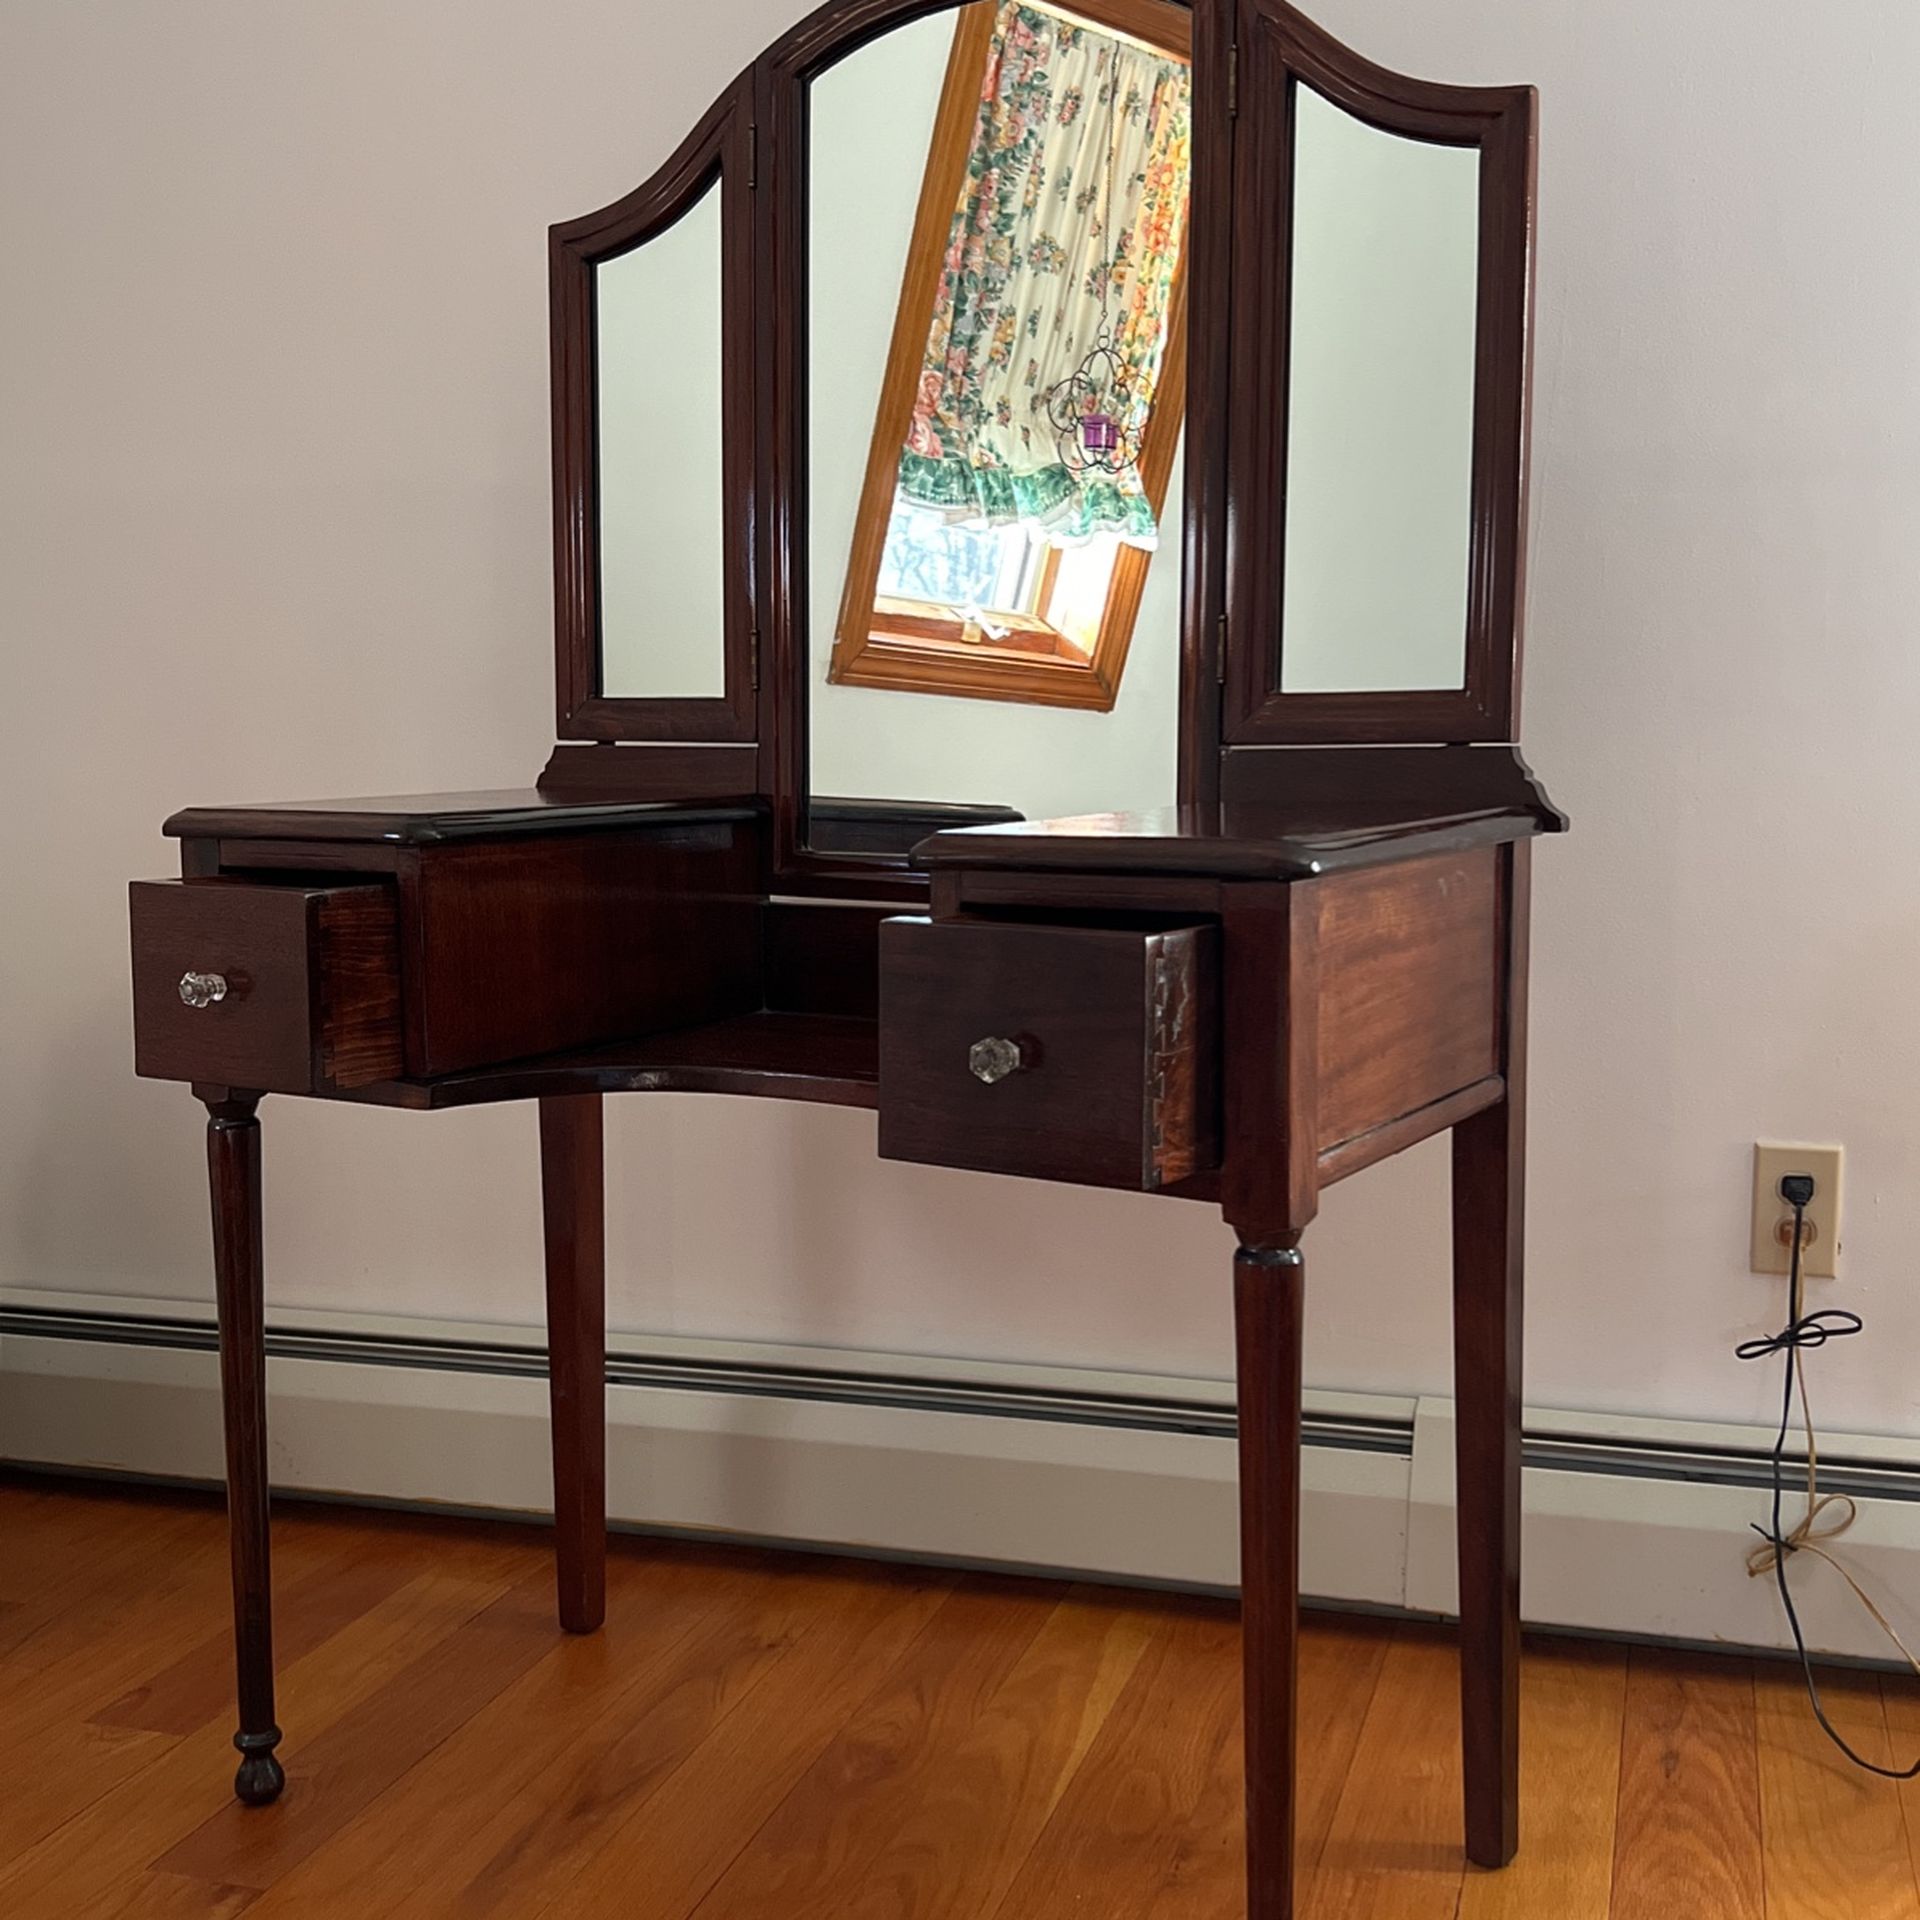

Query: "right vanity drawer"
<box><xmin>877</xmin><ymin>916</ymin><xmax>1219</xmax><ymax>1191</ymax></box>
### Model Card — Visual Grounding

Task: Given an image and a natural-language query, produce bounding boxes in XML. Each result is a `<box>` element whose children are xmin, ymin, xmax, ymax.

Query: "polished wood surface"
<box><xmin>1235</xmin><ymin>1242</ymin><xmax>1306</xmax><ymax>1920</ymax></box>
<box><xmin>1313</xmin><ymin>849</ymin><xmax>1498</xmax><ymax>1153</ymax></box>
<box><xmin>536</xmin><ymin>744</ymin><xmax>762</xmax><ymax>801</ymax></box>
<box><xmin>914</xmin><ymin>800</ymin><xmax>1560</xmax><ymax>882</ymax></box>
<box><xmin>1219</xmin><ymin>881</ymin><xmax>1319</xmax><ymax>1238</ymax></box>
<box><xmin>763</xmin><ymin>900</ymin><xmax>888</xmax><ymax>1017</ymax></box>
<box><xmin>1450</xmin><ymin>839</ymin><xmax>1530</xmax><ymax>1868</ymax></box>
<box><xmin>165</xmin><ymin>793</ymin><xmax>759</xmax><ymax>845</ymax></box>
<box><xmin>1316</xmin><ymin>1074</ymin><xmax>1504</xmax><ymax>1187</ymax></box>
<box><xmin>807</xmin><ymin>798</ymin><xmax>1028</xmax><ymax>859</ymax></box>
<box><xmin>8</xmin><ymin>1479</ymin><xmax>1918</xmax><ymax>1920</ymax></box>
<box><xmin>878</xmin><ymin>916</ymin><xmax>1220</xmax><ymax>1190</ymax></box>
<box><xmin>1224</xmin><ymin>0</ymin><xmax>1535</xmax><ymax>747</ymax></box>
<box><xmin>397</xmin><ymin>826</ymin><xmax>760</xmax><ymax>1075</ymax></box>
<box><xmin>538</xmin><ymin>1094</ymin><xmax>607</xmax><ymax>1635</ymax></box>
<box><xmin>1215</xmin><ymin>743</ymin><xmax>1564</xmax><ymax>823</ymax></box>
<box><xmin>132</xmin><ymin>880</ymin><xmax>402</xmax><ymax>1095</ymax></box>
<box><xmin>202</xmin><ymin>1099</ymin><xmax>283</xmax><ymax>1807</ymax></box>
<box><xmin>549</xmin><ymin>80</ymin><xmax>760</xmax><ymax>745</ymax></box>
<box><xmin>349</xmin><ymin>1011</ymin><xmax>883</xmax><ymax>1112</ymax></box>
<box><xmin>1174</xmin><ymin>0</ymin><xmax>1235</xmax><ymax>811</ymax></box>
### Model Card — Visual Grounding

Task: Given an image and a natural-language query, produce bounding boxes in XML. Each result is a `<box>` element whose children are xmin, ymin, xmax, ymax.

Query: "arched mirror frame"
<box><xmin>1222</xmin><ymin>0</ymin><xmax>1536</xmax><ymax>747</ymax></box>
<box><xmin>756</xmin><ymin>0</ymin><xmax>1229</xmax><ymax>889</ymax></box>
<box><xmin>546</xmin><ymin>0</ymin><xmax>1535</xmax><ymax>884</ymax></box>
<box><xmin>549</xmin><ymin>80</ymin><xmax>759</xmax><ymax>743</ymax></box>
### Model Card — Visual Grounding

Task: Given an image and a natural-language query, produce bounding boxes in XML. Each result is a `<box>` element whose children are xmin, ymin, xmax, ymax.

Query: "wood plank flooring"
<box><xmin>4</xmin><ymin>1475</ymin><xmax>1920</xmax><ymax>1918</ymax></box>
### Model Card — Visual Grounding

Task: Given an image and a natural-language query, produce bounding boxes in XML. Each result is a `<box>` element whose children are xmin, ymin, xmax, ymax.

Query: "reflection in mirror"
<box><xmin>1279</xmin><ymin>83</ymin><xmax>1479</xmax><ymax>695</ymax></box>
<box><xmin>806</xmin><ymin>0</ymin><xmax>1189</xmax><ymax>848</ymax></box>
<box><xmin>597</xmin><ymin>181</ymin><xmax>727</xmax><ymax>699</ymax></box>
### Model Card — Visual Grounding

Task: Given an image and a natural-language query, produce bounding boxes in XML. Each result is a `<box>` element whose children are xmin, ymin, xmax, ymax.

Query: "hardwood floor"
<box><xmin>4</xmin><ymin>1476</ymin><xmax>1920</xmax><ymax>1917</ymax></box>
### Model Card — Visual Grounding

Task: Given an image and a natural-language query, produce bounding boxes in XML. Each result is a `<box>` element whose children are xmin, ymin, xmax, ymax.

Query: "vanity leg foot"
<box><xmin>1234</xmin><ymin>1237</ymin><xmax>1305</xmax><ymax>1920</ymax></box>
<box><xmin>206</xmin><ymin>1094</ymin><xmax>284</xmax><ymax>1807</ymax></box>
<box><xmin>540</xmin><ymin>1093</ymin><xmax>606</xmax><ymax>1635</ymax></box>
<box><xmin>233</xmin><ymin>1732</ymin><xmax>286</xmax><ymax>1806</ymax></box>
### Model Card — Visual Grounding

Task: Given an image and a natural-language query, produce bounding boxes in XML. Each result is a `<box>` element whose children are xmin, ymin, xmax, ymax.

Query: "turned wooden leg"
<box><xmin>539</xmin><ymin>1093</ymin><xmax>606</xmax><ymax>1634</ymax></box>
<box><xmin>1451</xmin><ymin>1093</ymin><xmax>1524</xmax><ymax>1868</ymax></box>
<box><xmin>205</xmin><ymin>1093</ymin><xmax>284</xmax><ymax>1807</ymax></box>
<box><xmin>1235</xmin><ymin>1237</ymin><xmax>1306</xmax><ymax>1920</ymax></box>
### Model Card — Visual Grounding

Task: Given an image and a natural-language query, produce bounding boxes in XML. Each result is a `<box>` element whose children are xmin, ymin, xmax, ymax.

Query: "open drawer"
<box><xmin>877</xmin><ymin>915</ymin><xmax>1219</xmax><ymax>1191</ymax></box>
<box><xmin>129</xmin><ymin>878</ymin><xmax>403</xmax><ymax>1094</ymax></box>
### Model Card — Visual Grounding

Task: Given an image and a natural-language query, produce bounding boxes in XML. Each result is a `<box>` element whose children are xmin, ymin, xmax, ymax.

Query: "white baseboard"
<box><xmin>6</xmin><ymin>1288</ymin><xmax>1920</xmax><ymax>1662</ymax></box>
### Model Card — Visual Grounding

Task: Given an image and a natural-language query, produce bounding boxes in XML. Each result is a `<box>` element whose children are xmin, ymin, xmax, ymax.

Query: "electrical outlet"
<box><xmin>1750</xmin><ymin>1142</ymin><xmax>1843</xmax><ymax>1279</ymax></box>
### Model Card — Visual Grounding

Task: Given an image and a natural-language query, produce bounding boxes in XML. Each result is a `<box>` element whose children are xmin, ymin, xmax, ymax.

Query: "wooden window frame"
<box><xmin>825</xmin><ymin>0</ymin><xmax>1192</xmax><ymax>715</ymax></box>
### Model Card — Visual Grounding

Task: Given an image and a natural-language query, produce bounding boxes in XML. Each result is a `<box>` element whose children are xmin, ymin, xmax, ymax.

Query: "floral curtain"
<box><xmin>899</xmin><ymin>2</ymin><xmax>1190</xmax><ymax>548</ymax></box>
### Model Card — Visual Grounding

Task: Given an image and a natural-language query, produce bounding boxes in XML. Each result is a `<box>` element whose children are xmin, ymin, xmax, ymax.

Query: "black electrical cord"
<box><xmin>1734</xmin><ymin>1186</ymin><xmax>1917</xmax><ymax>1777</ymax></box>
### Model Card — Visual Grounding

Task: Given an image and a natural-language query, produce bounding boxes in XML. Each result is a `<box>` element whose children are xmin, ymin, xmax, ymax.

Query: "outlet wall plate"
<box><xmin>1751</xmin><ymin>1142</ymin><xmax>1843</xmax><ymax>1279</ymax></box>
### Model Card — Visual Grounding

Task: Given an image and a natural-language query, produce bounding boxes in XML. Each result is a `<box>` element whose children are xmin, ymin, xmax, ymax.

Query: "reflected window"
<box><xmin>828</xmin><ymin>0</ymin><xmax>1191</xmax><ymax>711</ymax></box>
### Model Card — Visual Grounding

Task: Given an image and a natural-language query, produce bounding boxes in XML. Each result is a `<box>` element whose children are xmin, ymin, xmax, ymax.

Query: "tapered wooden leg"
<box><xmin>1452</xmin><ymin>840</ymin><xmax>1529</xmax><ymax>1871</ymax></box>
<box><xmin>205</xmin><ymin>1093</ymin><xmax>284</xmax><ymax>1807</ymax></box>
<box><xmin>1452</xmin><ymin>1094</ymin><xmax>1524</xmax><ymax>1869</ymax></box>
<box><xmin>1235</xmin><ymin>1237</ymin><xmax>1306</xmax><ymax>1920</ymax></box>
<box><xmin>539</xmin><ymin>1093</ymin><xmax>606</xmax><ymax>1634</ymax></box>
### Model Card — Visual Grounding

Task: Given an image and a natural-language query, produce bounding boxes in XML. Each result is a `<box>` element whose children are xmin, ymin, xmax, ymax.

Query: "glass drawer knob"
<box><xmin>968</xmin><ymin>1036</ymin><xmax>1026</xmax><ymax>1085</ymax></box>
<box><xmin>178</xmin><ymin>971</ymin><xmax>229</xmax><ymax>1009</ymax></box>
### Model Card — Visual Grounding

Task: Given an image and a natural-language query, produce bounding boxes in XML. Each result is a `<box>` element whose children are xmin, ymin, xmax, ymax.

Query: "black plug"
<box><xmin>1780</xmin><ymin>1172</ymin><xmax>1816</xmax><ymax>1208</ymax></box>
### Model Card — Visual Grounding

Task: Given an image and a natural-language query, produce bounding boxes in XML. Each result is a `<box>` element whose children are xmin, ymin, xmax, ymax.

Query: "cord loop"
<box><xmin>1732</xmin><ymin>1198</ymin><xmax>1920</xmax><ymax>1780</ymax></box>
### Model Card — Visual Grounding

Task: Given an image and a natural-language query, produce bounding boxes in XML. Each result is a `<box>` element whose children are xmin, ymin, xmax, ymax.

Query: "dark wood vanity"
<box><xmin>128</xmin><ymin>2</ymin><xmax>1562</xmax><ymax>1913</ymax></box>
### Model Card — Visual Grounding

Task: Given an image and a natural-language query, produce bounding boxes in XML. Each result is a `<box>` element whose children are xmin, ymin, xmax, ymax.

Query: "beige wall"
<box><xmin>7</xmin><ymin>0</ymin><xmax>1920</xmax><ymax>1436</ymax></box>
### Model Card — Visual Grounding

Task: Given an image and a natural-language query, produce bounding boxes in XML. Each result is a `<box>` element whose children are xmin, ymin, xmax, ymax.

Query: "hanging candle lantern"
<box><xmin>1042</xmin><ymin>321</ymin><xmax>1143</xmax><ymax>478</ymax></box>
<box><xmin>1039</xmin><ymin>73</ymin><xmax>1144</xmax><ymax>486</ymax></box>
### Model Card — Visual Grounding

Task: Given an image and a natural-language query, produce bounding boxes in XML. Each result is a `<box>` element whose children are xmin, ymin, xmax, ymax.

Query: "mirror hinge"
<box><xmin>1227</xmin><ymin>42</ymin><xmax>1238</xmax><ymax>117</ymax></box>
<box><xmin>1216</xmin><ymin>613</ymin><xmax>1228</xmax><ymax>685</ymax></box>
<box><xmin>748</xmin><ymin>123</ymin><xmax>758</xmax><ymax>190</ymax></box>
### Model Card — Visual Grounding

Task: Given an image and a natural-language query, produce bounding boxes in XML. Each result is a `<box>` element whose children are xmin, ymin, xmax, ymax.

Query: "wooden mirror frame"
<box><xmin>549</xmin><ymin>81</ymin><xmax>759</xmax><ymax>744</ymax></box>
<box><xmin>758</xmin><ymin>0</ymin><xmax>1230</xmax><ymax>887</ymax></box>
<box><xmin>546</xmin><ymin>0</ymin><xmax>1534</xmax><ymax>885</ymax></box>
<box><xmin>1222</xmin><ymin>0</ymin><xmax>1536</xmax><ymax>745</ymax></box>
<box><xmin>821</xmin><ymin>0</ymin><xmax>1193</xmax><ymax>718</ymax></box>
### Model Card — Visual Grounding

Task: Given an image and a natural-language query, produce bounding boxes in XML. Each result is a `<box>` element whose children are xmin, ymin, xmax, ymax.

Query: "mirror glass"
<box><xmin>806</xmin><ymin>0</ymin><xmax>1191</xmax><ymax>850</ymax></box>
<box><xmin>1279</xmin><ymin>83</ymin><xmax>1479</xmax><ymax>694</ymax></box>
<box><xmin>597</xmin><ymin>181</ymin><xmax>727</xmax><ymax>700</ymax></box>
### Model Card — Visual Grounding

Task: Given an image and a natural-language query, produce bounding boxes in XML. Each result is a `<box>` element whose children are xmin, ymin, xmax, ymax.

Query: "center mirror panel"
<box><xmin>804</xmin><ymin>0</ymin><xmax>1192</xmax><ymax>856</ymax></box>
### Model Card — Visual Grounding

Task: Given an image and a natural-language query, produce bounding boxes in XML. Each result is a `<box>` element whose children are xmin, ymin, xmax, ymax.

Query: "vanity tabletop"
<box><xmin>913</xmin><ymin>746</ymin><xmax>1565</xmax><ymax>879</ymax></box>
<box><xmin>915</xmin><ymin>802</ymin><xmax>1563</xmax><ymax>881</ymax></box>
<box><xmin>162</xmin><ymin>790</ymin><xmax>760</xmax><ymax>846</ymax></box>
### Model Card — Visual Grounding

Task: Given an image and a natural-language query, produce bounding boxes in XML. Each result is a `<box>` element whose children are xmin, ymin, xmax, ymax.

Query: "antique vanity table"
<box><xmin>127</xmin><ymin>1</ymin><xmax>1560</xmax><ymax>1913</ymax></box>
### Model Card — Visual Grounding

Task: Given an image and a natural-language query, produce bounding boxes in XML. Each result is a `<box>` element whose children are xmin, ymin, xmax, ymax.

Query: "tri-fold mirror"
<box><xmin>548</xmin><ymin>0</ymin><xmax>1535</xmax><ymax>870</ymax></box>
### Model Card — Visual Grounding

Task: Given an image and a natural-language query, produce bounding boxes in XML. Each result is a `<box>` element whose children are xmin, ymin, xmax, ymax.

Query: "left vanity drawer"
<box><xmin>129</xmin><ymin>879</ymin><xmax>404</xmax><ymax>1094</ymax></box>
